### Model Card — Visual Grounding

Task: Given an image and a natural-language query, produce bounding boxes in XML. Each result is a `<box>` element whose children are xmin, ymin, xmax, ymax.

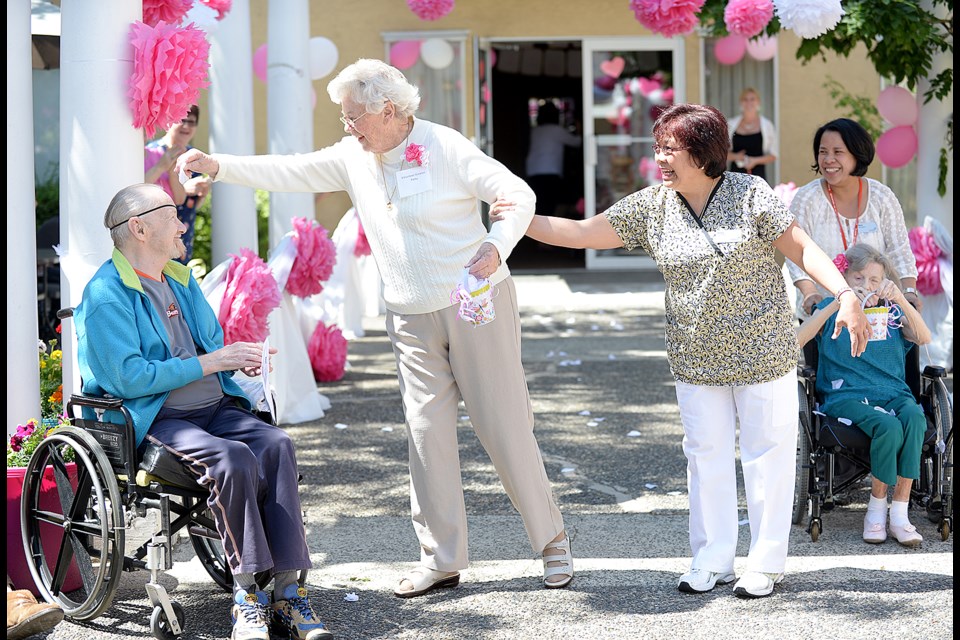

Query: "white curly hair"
<box><xmin>326</xmin><ymin>58</ymin><xmax>421</xmax><ymax>118</ymax></box>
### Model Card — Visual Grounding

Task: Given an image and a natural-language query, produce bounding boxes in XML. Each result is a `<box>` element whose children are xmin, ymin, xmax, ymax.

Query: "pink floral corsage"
<box><xmin>405</xmin><ymin>143</ymin><xmax>429</xmax><ymax>167</ymax></box>
<box><xmin>833</xmin><ymin>253</ymin><xmax>848</xmax><ymax>273</ymax></box>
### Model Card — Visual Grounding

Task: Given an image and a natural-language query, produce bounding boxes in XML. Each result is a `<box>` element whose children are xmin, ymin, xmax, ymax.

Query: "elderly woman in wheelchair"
<box><xmin>797</xmin><ymin>244</ymin><xmax>934</xmax><ymax>546</ymax></box>
<box><xmin>21</xmin><ymin>184</ymin><xmax>333</xmax><ymax>640</ymax></box>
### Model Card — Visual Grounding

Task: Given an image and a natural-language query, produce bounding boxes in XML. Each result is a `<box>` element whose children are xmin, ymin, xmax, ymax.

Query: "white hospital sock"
<box><xmin>865</xmin><ymin>494</ymin><xmax>888</xmax><ymax>525</ymax></box>
<box><xmin>890</xmin><ymin>500</ymin><xmax>911</xmax><ymax>527</ymax></box>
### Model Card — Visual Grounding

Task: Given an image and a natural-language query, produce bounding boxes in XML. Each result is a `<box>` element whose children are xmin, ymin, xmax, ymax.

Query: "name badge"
<box><xmin>397</xmin><ymin>167</ymin><xmax>432</xmax><ymax>198</ymax></box>
<box><xmin>711</xmin><ymin>228</ymin><xmax>743</xmax><ymax>243</ymax></box>
<box><xmin>858</xmin><ymin>220</ymin><xmax>878</xmax><ymax>234</ymax></box>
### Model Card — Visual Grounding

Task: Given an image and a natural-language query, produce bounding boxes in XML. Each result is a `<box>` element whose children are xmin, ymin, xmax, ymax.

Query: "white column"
<box><xmin>7</xmin><ymin>0</ymin><xmax>42</xmax><ymax>437</ymax></box>
<box><xmin>58</xmin><ymin>0</ymin><xmax>144</xmax><ymax>399</ymax></box>
<box><xmin>207</xmin><ymin>0</ymin><xmax>258</xmax><ymax>266</ymax></box>
<box><xmin>267</xmin><ymin>0</ymin><xmax>315</xmax><ymax>247</ymax></box>
<box><xmin>916</xmin><ymin>1</ymin><xmax>953</xmax><ymax>236</ymax></box>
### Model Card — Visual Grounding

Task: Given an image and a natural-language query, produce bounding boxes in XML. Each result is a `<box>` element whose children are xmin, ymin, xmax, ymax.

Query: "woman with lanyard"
<box><xmin>785</xmin><ymin>118</ymin><xmax>920</xmax><ymax>363</ymax></box>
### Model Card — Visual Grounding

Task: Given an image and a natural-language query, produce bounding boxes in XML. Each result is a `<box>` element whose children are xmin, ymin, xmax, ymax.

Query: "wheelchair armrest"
<box><xmin>68</xmin><ymin>394</ymin><xmax>125</xmax><ymax>412</ymax></box>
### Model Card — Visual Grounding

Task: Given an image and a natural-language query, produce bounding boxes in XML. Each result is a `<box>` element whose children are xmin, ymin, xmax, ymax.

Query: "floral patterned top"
<box><xmin>605</xmin><ymin>172</ymin><xmax>798</xmax><ymax>386</ymax></box>
<box><xmin>785</xmin><ymin>177</ymin><xmax>917</xmax><ymax>318</ymax></box>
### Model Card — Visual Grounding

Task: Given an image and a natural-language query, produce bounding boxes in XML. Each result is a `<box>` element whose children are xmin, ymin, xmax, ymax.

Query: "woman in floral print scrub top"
<box><xmin>491</xmin><ymin>103</ymin><xmax>870</xmax><ymax>599</ymax></box>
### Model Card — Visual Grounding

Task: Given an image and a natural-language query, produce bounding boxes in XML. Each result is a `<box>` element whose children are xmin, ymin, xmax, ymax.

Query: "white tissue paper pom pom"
<box><xmin>774</xmin><ymin>0</ymin><xmax>844</xmax><ymax>39</ymax></box>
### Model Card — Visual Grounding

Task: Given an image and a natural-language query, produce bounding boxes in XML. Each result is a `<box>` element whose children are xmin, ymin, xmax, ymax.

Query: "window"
<box><xmin>383</xmin><ymin>31</ymin><xmax>468</xmax><ymax>134</ymax></box>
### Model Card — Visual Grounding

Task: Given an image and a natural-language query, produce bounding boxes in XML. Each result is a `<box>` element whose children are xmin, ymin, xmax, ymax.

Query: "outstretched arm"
<box><xmin>489</xmin><ymin>198</ymin><xmax>622</xmax><ymax>250</ymax></box>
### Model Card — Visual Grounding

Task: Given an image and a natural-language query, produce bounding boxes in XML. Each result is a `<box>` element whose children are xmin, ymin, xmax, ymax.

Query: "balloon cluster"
<box><xmin>388</xmin><ymin>38</ymin><xmax>457</xmax><ymax>70</ymax></box>
<box><xmin>875</xmin><ymin>86</ymin><xmax>919</xmax><ymax>169</ymax></box>
<box><xmin>714</xmin><ymin>34</ymin><xmax>777</xmax><ymax>65</ymax></box>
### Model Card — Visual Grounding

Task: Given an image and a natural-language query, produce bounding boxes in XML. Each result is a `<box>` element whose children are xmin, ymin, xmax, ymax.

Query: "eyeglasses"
<box><xmin>653</xmin><ymin>144</ymin><xmax>686</xmax><ymax>156</ymax></box>
<box><xmin>180</xmin><ymin>119</ymin><xmax>198</xmax><ymax>127</ymax></box>
<box><xmin>109</xmin><ymin>203</ymin><xmax>177</xmax><ymax>230</ymax></box>
<box><xmin>339</xmin><ymin>112</ymin><xmax>370</xmax><ymax>129</ymax></box>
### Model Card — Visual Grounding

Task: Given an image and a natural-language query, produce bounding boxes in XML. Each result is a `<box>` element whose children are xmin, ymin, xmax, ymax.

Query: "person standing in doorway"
<box><xmin>525</xmin><ymin>101</ymin><xmax>582</xmax><ymax>217</ymax></box>
<box><xmin>726</xmin><ymin>88</ymin><xmax>777</xmax><ymax>184</ymax></box>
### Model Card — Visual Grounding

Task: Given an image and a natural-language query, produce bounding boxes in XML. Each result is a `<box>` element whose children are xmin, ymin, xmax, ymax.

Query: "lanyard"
<box><xmin>826</xmin><ymin>178</ymin><xmax>862</xmax><ymax>251</ymax></box>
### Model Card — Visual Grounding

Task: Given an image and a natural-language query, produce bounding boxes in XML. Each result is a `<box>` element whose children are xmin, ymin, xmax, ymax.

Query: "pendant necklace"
<box><xmin>377</xmin><ymin>123</ymin><xmax>412</xmax><ymax>210</ymax></box>
<box><xmin>826</xmin><ymin>177</ymin><xmax>862</xmax><ymax>250</ymax></box>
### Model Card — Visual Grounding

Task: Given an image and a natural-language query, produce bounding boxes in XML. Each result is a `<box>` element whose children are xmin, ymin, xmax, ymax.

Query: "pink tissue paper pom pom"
<box><xmin>219</xmin><ymin>248</ymin><xmax>281</xmax><ymax>344</ymax></box>
<box><xmin>142</xmin><ymin>0</ymin><xmax>193</xmax><ymax>28</ymax></box>
<box><xmin>354</xmin><ymin>219</ymin><xmax>372</xmax><ymax>258</ymax></box>
<box><xmin>908</xmin><ymin>226</ymin><xmax>944</xmax><ymax>296</ymax></box>
<box><xmin>200</xmin><ymin>0</ymin><xmax>232</xmax><ymax>20</ymax></box>
<box><xmin>129</xmin><ymin>20</ymin><xmax>211</xmax><ymax>138</ymax></box>
<box><xmin>286</xmin><ymin>217</ymin><xmax>337</xmax><ymax>298</ymax></box>
<box><xmin>724</xmin><ymin>0</ymin><xmax>775</xmax><ymax>38</ymax></box>
<box><xmin>308</xmin><ymin>322</ymin><xmax>348</xmax><ymax>382</ymax></box>
<box><xmin>406</xmin><ymin>0</ymin><xmax>455</xmax><ymax>21</ymax></box>
<box><xmin>772</xmin><ymin>181</ymin><xmax>798</xmax><ymax>208</ymax></box>
<box><xmin>630</xmin><ymin>0</ymin><xmax>705</xmax><ymax>38</ymax></box>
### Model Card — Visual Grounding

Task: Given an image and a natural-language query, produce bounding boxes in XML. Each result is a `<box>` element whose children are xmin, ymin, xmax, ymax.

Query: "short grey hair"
<box><xmin>104</xmin><ymin>183</ymin><xmax>171</xmax><ymax>248</ymax></box>
<box><xmin>844</xmin><ymin>243</ymin><xmax>901</xmax><ymax>283</ymax></box>
<box><xmin>326</xmin><ymin>58</ymin><xmax>421</xmax><ymax>118</ymax></box>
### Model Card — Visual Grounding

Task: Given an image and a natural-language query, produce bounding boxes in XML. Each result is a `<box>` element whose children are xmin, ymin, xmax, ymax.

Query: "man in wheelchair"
<box><xmin>797</xmin><ymin>244</ymin><xmax>932</xmax><ymax>547</ymax></box>
<box><xmin>73</xmin><ymin>184</ymin><xmax>333</xmax><ymax>640</ymax></box>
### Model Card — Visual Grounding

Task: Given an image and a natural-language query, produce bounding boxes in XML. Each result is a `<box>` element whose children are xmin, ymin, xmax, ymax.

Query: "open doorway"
<box><xmin>488</xmin><ymin>41</ymin><xmax>585</xmax><ymax>271</ymax></box>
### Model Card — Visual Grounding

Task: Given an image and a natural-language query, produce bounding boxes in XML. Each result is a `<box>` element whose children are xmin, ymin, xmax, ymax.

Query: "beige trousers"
<box><xmin>386</xmin><ymin>277</ymin><xmax>565</xmax><ymax>571</ymax></box>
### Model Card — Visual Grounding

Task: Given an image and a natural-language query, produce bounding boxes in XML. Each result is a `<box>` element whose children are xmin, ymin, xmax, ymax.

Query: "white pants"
<box><xmin>675</xmin><ymin>370</ymin><xmax>798</xmax><ymax>575</ymax></box>
<box><xmin>386</xmin><ymin>277</ymin><xmax>564</xmax><ymax>571</ymax></box>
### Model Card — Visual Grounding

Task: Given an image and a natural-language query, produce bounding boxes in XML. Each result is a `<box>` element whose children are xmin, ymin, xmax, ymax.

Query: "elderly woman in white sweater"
<box><xmin>177</xmin><ymin>58</ymin><xmax>572</xmax><ymax>598</ymax></box>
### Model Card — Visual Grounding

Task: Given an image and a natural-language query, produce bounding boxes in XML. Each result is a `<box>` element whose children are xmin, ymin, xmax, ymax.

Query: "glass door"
<box><xmin>582</xmin><ymin>37</ymin><xmax>685</xmax><ymax>269</ymax></box>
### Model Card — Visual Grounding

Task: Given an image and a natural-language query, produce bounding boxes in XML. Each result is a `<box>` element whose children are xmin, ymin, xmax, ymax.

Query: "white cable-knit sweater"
<box><xmin>214</xmin><ymin>118</ymin><xmax>535</xmax><ymax>314</ymax></box>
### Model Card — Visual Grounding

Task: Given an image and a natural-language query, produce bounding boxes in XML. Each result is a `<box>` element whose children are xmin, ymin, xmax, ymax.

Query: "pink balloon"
<box><xmin>390</xmin><ymin>40</ymin><xmax>421</xmax><ymax>70</ymax></box>
<box><xmin>877</xmin><ymin>86</ymin><xmax>919</xmax><ymax>126</ymax></box>
<box><xmin>876</xmin><ymin>126</ymin><xmax>918</xmax><ymax>168</ymax></box>
<box><xmin>253</xmin><ymin>44</ymin><xmax>268</xmax><ymax>82</ymax></box>
<box><xmin>746</xmin><ymin>35</ymin><xmax>777</xmax><ymax>61</ymax></box>
<box><xmin>715</xmin><ymin>35</ymin><xmax>747</xmax><ymax>65</ymax></box>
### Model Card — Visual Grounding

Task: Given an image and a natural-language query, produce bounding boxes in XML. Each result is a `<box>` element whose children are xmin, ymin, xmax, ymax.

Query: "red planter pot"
<box><xmin>7</xmin><ymin>463</ymin><xmax>83</xmax><ymax>595</ymax></box>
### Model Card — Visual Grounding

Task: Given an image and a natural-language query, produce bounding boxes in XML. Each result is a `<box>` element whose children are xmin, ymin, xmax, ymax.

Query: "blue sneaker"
<box><xmin>231</xmin><ymin>589</ymin><xmax>270</xmax><ymax>640</ymax></box>
<box><xmin>271</xmin><ymin>584</ymin><xmax>333</xmax><ymax>640</ymax></box>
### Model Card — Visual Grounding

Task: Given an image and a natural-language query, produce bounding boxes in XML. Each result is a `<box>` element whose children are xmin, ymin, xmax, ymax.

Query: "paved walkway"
<box><xmin>35</xmin><ymin>271</ymin><xmax>953</xmax><ymax>640</ymax></box>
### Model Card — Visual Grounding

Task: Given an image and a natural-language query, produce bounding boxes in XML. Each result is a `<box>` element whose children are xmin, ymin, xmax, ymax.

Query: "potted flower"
<box><xmin>7</xmin><ymin>336</ymin><xmax>81</xmax><ymax>594</ymax></box>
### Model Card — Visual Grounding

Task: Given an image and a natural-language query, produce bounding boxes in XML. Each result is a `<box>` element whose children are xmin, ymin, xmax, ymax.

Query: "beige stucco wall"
<box><xmin>209</xmin><ymin>0</ymin><xmax>881</xmax><ymax>227</ymax></box>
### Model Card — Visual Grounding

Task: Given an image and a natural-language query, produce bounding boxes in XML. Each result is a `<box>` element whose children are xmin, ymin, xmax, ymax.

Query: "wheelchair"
<box><xmin>792</xmin><ymin>345</ymin><xmax>954</xmax><ymax>542</ymax></box>
<box><xmin>20</xmin><ymin>313</ymin><xmax>273</xmax><ymax>639</ymax></box>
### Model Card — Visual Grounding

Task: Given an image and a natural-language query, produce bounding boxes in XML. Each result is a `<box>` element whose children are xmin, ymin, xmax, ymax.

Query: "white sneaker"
<box><xmin>733</xmin><ymin>571</ymin><xmax>784</xmax><ymax>598</ymax></box>
<box><xmin>677</xmin><ymin>569</ymin><xmax>736</xmax><ymax>593</ymax></box>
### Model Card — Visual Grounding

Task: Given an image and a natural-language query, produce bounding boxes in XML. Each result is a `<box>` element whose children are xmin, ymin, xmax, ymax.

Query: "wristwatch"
<box><xmin>904</xmin><ymin>287</ymin><xmax>918</xmax><ymax>296</ymax></box>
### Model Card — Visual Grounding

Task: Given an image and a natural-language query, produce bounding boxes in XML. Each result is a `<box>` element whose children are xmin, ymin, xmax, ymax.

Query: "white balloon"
<box><xmin>309</xmin><ymin>37</ymin><xmax>339</xmax><ymax>80</ymax></box>
<box><xmin>420</xmin><ymin>38</ymin><xmax>455</xmax><ymax>70</ymax></box>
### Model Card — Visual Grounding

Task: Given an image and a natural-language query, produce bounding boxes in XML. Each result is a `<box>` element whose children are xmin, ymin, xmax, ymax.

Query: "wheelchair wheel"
<box><xmin>150</xmin><ymin>601</ymin><xmax>186</xmax><ymax>640</ymax></box>
<box><xmin>793</xmin><ymin>382</ymin><xmax>812</xmax><ymax>525</ymax></box>
<box><xmin>20</xmin><ymin>426</ymin><xmax>125</xmax><ymax>621</ymax></box>
<box><xmin>185</xmin><ymin>497</ymin><xmax>232</xmax><ymax>592</ymax></box>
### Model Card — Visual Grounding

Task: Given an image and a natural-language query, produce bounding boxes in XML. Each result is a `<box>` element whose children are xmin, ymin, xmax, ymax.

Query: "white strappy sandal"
<box><xmin>542</xmin><ymin>533</ymin><xmax>574</xmax><ymax>589</ymax></box>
